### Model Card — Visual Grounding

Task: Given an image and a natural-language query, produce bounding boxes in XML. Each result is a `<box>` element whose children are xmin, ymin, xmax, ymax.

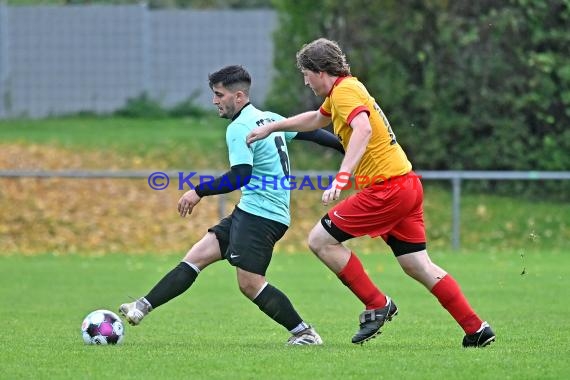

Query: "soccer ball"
<box><xmin>81</xmin><ymin>309</ymin><xmax>125</xmax><ymax>345</ymax></box>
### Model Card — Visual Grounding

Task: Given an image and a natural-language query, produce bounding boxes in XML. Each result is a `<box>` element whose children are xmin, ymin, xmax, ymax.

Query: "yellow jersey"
<box><xmin>320</xmin><ymin>76</ymin><xmax>412</xmax><ymax>184</ymax></box>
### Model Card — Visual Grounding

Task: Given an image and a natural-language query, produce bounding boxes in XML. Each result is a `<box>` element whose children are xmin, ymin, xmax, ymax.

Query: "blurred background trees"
<box><xmin>267</xmin><ymin>0</ymin><xmax>570</xmax><ymax>199</ymax></box>
<box><xmin>269</xmin><ymin>0</ymin><xmax>569</xmax><ymax>169</ymax></box>
<box><xmin>5</xmin><ymin>0</ymin><xmax>569</xmax><ymax>197</ymax></box>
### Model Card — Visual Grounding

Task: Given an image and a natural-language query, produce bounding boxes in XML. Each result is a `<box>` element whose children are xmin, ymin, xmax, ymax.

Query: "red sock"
<box><xmin>431</xmin><ymin>274</ymin><xmax>483</xmax><ymax>334</ymax></box>
<box><xmin>338</xmin><ymin>252</ymin><xmax>386</xmax><ymax>310</ymax></box>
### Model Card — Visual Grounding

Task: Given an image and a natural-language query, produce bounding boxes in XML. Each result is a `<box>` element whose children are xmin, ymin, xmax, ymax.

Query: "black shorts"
<box><xmin>208</xmin><ymin>206</ymin><xmax>288</xmax><ymax>276</ymax></box>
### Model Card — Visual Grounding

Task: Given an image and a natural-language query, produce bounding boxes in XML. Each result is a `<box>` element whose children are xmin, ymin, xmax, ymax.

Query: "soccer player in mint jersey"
<box><xmin>119</xmin><ymin>65</ymin><xmax>343</xmax><ymax>345</ymax></box>
<box><xmin>247</xmin><ymin>38</ymin><xmax>495</xmax><ymax>348</ymax></box>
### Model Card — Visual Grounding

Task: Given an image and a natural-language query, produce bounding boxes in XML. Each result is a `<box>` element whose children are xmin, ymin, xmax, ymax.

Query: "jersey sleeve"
<box><xmin>226</xmin><ymin>122</ymin><xmax>253</xmax><ymax>166</ymax></box>
<box><xmin>332</xmin><ymin>84</ymin><xmax>370</xmax><ymax>125</ymax></box>
<box><xmin>284</xmin><ymin>131</ymin><xmax>298</xmax><ymax>141</ymax></box>
<box><xmin>320</xmin><ymin>97</ymin><xmax>332</xmax><ymax>117</ymax></box>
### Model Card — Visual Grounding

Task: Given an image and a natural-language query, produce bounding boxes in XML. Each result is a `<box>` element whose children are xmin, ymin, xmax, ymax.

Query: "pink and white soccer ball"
<box><xmin>81</xmin><ymin>310</ymin><xmax>125</xmax><ymax>345</ymax></box>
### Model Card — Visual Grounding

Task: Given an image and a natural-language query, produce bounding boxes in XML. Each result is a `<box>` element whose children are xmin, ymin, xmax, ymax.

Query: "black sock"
<box><xmin>145</xmin><ymin>262</ymin><xmax>199</xmax><ymax>309</ymax></box>
<box><xmin>252</xmin><ymin>284</ymin><xmax>304</xmax><ymax>331</ymax></box>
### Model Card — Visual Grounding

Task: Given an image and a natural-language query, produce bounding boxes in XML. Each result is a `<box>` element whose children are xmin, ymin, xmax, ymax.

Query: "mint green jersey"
<box><xmin>226</xmin><ymin>104</ymin><xmax>297</xmax><ymax>226</ymax></box>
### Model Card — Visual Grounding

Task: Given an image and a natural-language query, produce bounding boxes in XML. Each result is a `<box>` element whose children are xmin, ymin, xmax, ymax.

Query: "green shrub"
<box><xmin>113</xmin><ymin>92</ymin><xmax>209</xmax><ymax>119</ymax></box>
<box><xmin>114</xmin><ymin>92</ymin><xmax>167</xmax><ymax>119</ymax></box>
<box><xmin>269</xmin><ymin>0</ymin><xmax>570</xmax><ymax>200</ymax></box>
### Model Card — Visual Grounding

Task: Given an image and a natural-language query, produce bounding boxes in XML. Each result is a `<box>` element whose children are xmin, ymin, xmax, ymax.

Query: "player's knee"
<box><xmin>398</xmin><ymin>256</ymin><xmax>434</xmax><ymax>281</ymax></box>
<box><xmin>237</xmin><ymin>283</ymin><xmax>250</xmax><ymax>297</ymax></box>
<box><xmin>400</xmin><ymin>262</ymin><xmax>424</xmax><ymax>279</ymax></box>
<box><xmin>307</xmin><ymin>230</ymin><xmax>324</xmax><ymax>255</ymax></box>
<box><xmin>237</xmin><ymin>279</ymin><xmax>257</xmax><ymax>298</ymax></box>
<box><xmin>236</xmin><ymin>270</ymin><xmax>265</xmax><ymax>299</ymax></box>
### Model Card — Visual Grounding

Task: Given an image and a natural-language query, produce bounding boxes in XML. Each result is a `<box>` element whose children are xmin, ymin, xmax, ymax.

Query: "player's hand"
<box><xmin>177</xmin><ymin>190</ymin><xmax>201</xmax><ymax>217</ymax></box>
<box><xmin>246</xmin><ymin>126</ymin><xmax>272</xmax><ymax>145</ymax></box>
<box><xmin>322</xmin><ymin>178</ymin><xmax>344</xmax><ymax>205</ymax></box>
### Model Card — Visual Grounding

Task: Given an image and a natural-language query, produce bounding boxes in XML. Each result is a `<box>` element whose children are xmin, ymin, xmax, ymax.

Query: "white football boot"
<box><xmin>118</xmin><ymin>298</ymin><xmax>151</xmax><ymax>326</ymax></box>
<box><xmin>286</xmin><ymin>326</ymin><xmax>323</xmax><ymax>345</ymax></box>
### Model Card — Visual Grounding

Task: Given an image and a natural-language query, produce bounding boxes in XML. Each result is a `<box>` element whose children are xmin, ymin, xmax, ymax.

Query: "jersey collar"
<box><xmin>327</xmin><ymin>76</ymin><xmax>351</xmax><ymax>97</ymax></box>
<box><xmin>232</xmin><ymin>102</ymin><xmax>252</xmax><ymax>121</ymax></box>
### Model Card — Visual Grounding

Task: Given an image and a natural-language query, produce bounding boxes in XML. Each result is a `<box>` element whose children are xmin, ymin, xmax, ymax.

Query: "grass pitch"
<box><xmin>1</xmin><ymin>250</ymin><xmax>568</xmax><ymax>379</ymax></box>
<box><xmin>1</xmin><ymin>117</ymin><xmax>569</xmax><ymax>378</ymax></box>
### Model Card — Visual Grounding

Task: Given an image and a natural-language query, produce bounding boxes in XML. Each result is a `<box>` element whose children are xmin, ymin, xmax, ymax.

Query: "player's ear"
<box><xmin>235</xmin><ymin>90</ymin><xmax>247</xmax><ymax>103</ymax></box>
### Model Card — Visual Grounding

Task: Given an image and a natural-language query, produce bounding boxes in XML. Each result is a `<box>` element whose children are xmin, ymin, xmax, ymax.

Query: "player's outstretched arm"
<box><xmin>195</xmin><ymin>164</ymin><xmax>252</xmax><ymax>197</ymax></box>
<box><xmin>293</xmin><ymin>129</ymin><xmax>344</xmax><ymax>154</ymax></box>
<box><xmin>246</xmin><ymin>110</ymin><xmax>329</xmax><ymax>144</ymax></box>
<box><xmin>178</xmin><ymin>164</ymin><xmax>253</xmax><ymax>217</ymax></box>
<box><xmin>322</xmin><ymin>113</ymin><xmax>372</xmax><ymax>206</ymax></box>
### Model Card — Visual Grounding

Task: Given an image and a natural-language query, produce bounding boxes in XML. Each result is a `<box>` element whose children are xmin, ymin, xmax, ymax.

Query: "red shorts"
<box><xmin>326</xmin><ymin>171</ymin><xmax>426</xmax><ymax>243</ymax></box>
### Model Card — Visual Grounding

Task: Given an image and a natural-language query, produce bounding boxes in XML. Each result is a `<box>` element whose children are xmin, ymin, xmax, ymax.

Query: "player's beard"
<box><xmin>220</xmin><ymin>103</ymin><xmax>236</xmax><ymax>119</ymax></box>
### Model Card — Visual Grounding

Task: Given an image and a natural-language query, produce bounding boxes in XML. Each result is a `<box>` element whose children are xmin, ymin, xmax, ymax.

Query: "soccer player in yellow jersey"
<box><xmin>247</xmin><ymin>38</ymin><xmax>495</xmax><ymax>348</ymax></box>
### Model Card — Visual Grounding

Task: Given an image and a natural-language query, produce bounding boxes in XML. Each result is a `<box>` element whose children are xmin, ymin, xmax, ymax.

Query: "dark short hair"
<box><xmin>208</xmin><ymin>65</ymin><xmax>251</xmax><ymax>94</ymax></box>
<box><xmin>296</xmin><ymin>38</ymin><xmax>351</xmax><ymax>76</ymax></box>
